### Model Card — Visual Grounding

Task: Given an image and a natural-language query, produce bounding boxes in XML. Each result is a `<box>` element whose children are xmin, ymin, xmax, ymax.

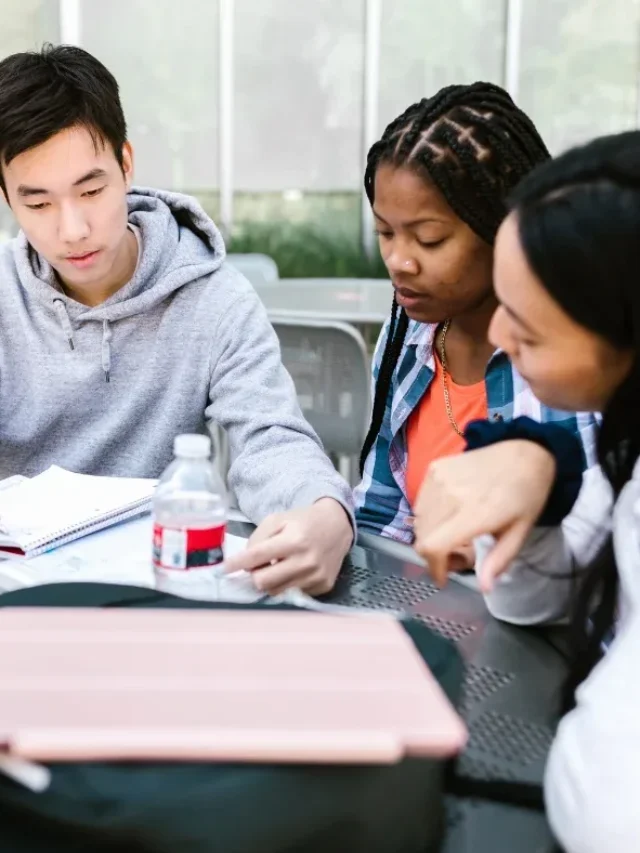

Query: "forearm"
<box><xmin>206</xmin><ymin>290</ymin><xmax>354</xmax><ymax>527</ymax></box>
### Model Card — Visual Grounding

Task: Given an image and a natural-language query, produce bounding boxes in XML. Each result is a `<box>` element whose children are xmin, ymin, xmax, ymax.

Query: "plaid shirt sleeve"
<box><xmin>354</xmin><ymin>320</ymin><xmax>413</xmax><ymax>544</ymax></box>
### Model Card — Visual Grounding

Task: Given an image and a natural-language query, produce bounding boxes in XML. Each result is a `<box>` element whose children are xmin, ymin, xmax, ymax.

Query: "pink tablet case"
<box><xmin>0</xmin><ymin>608</ymin><xmax>467</xmax><ymax>763</ymax></box>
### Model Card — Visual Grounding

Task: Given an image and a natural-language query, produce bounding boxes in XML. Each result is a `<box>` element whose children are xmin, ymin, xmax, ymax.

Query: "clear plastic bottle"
<box><xmin>152</xmin><ymin>433</ymin><xmax>227</xmax><ymax>601</ymax></box>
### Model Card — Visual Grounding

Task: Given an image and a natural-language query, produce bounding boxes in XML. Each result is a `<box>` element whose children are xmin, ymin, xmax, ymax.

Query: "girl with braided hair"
<box><xmin>354</xmin><ymin>82</ymin><xmax>599</xmax><ymax>551</ymax></box>
<box><xmin>412</xmin><ymin>129</ymin><xmax>640</xmax><ymax>852</ymax></box>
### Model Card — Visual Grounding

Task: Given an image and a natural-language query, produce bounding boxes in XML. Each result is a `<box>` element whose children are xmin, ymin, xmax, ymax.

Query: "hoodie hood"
<box><xmin>13</xmin><ymin>186</ymin><xmax>226</xmax><ymax>381</ymax></box>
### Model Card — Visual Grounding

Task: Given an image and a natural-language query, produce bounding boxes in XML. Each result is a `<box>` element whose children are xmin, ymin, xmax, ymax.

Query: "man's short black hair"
<box><xmin>0</xmin><ymin>43</ymin><xmax>127</xmax><ymax>192</ymax></box>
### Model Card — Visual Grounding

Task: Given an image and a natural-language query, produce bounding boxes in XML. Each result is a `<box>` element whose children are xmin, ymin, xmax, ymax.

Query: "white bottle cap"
<box><xmin>173</xmin><ymin>433</ymin><xmax>211</xmax><ymax>459</ymax></box>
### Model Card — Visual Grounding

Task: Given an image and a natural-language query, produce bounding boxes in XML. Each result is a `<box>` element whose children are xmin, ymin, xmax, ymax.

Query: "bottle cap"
<box><xmin>173</xmin><ymin>433</ymin><xmax>211</xmax><ymax>459</ymax></box>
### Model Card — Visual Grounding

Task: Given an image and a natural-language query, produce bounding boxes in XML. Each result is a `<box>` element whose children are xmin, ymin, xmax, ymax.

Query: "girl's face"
<box><xmin>373</xmin><ymin>163</ymin><xmax>495</xmax><ymax>324</ymax></box>
<box><xmin>490</xmin><ymin>213</ymin><xmax>633</xmax><ymax>412</ymax></box>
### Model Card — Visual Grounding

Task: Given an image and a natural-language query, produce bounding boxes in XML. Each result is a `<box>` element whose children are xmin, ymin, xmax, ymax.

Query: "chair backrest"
<box><xmin>227</xmin><ymin>253</ymin><xmax>279</xmax><ymax>287</ymax></box>
<box><xmin>271</xmin><ymin>317</ymin><xmax>371</xmax><ymax>458</ymax></box>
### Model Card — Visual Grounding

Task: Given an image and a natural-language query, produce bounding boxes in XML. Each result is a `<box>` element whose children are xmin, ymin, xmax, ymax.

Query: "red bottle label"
<box><xmin>153</xmin><ymin>523</ymin><xmax>225</xmax><ymax>571</ymax></box>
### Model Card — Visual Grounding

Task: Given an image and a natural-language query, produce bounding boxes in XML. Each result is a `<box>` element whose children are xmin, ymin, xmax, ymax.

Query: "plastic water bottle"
<box><xmin>152</xmin><ymin>433</ymin><xmax>227</xmax><ymax>601</ymax></box>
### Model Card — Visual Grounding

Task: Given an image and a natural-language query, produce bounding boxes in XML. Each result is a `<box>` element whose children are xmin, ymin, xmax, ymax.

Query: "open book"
<box><xmin>0</xmin><ymin>466</ymin><xmax>155</xmax><ymax>558</ymax></box>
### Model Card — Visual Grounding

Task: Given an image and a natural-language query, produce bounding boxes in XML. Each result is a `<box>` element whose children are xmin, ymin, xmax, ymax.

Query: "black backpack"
<box><xmin>0</xmin><ymin>582</ymin><xmax>465</xmax><ymax>853</ymax></box>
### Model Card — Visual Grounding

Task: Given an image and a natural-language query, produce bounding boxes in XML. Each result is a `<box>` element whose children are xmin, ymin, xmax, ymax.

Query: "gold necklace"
<box><xmin>438</xmin><ymin>319</ymin><xmax>464</xmax><ymax>437</ymax></box>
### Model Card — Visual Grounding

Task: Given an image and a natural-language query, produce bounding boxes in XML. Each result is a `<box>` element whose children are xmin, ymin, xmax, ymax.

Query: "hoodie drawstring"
<box><xmin>101</xmin><ymin>319</ymin><xmax>112</xmax><ymax>384</ymax></box>
<box><xmin>53</xmin><ymin>298</ymin><xmax>76</xmax><ymax>351</ymax></box>
<box><xmin>52</xmin><ymin>299</ymin><xmax>113</xmax><ymax>383</ymax></box>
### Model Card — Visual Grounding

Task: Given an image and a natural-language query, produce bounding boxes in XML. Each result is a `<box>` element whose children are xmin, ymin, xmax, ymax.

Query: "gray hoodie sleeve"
<box><xmin>205</xmin><ymin>286</ymin><xmax>355</xmax><ymax>526</ymax></box>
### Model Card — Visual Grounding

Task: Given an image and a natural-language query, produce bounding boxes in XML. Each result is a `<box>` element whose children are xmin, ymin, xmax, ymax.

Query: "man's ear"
<box><xmin>121</xmin><ymin>141</ymin><xmax>134</xmax><ymax>191</ymax></box>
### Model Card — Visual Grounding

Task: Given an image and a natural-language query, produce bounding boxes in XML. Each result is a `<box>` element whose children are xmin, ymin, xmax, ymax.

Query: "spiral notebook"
<box><xmin>0</xmin><ymin>466</ymin><xmax>155</xmax><ymax>558</ymax></box>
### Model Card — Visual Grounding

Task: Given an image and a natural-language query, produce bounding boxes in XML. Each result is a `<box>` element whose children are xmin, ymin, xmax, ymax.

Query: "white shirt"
<box><xmin>475</xmin><ymin>462</ymin><xmax>640</xmax><ymax>852</ymax></box>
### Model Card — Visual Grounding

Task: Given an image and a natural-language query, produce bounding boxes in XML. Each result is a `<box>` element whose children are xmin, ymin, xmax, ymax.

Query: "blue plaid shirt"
<box><xmin>354</xmin><ymin>318</ymin><xmax>599</xmax><ymax>543</ymax></box>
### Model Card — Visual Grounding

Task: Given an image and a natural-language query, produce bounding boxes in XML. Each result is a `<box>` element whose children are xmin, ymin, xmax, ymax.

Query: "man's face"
<box><xmin>2</xmin><ymin>125</ymin><xmax>133</xmax><ymax>289</ymax></box>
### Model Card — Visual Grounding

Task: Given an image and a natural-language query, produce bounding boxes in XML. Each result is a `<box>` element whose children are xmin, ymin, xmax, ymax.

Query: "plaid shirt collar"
<box><xmin>389</xmin><ymin>320</ymin><xmax>507</xmax><ymax>437</ymax></box>
<box><xmin>354</xmin><ymin>318</ymin><xmax>599</xmax><ymax>544</ymax></box>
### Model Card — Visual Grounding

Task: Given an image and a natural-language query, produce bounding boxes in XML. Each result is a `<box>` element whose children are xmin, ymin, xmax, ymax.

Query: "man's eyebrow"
<box><xmin>73</xmin><ymin>168</ymin><xmax>108</xmax><ymax>187</ymax></box>
<box><xmin>16</xmin><ymin>184</ymin><xmax>48</xmax><ymax>198</ymax></box>
<box><xmin>16</xmin><ymin>168</ymin><xmax>108</xmax><ymax>198</ymax></box>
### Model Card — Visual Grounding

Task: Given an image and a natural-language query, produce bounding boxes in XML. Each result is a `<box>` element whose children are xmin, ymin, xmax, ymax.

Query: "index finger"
<box><xmin>247</xmin><ymin>513</ymin><xmax>287</xmax><ymax>547</ymax></box>
<box><xmin>416</xmin><ymin>513</ymin><xmax>486</xmax><ymax>587</ymax></box>
<box><xmin>225</xmin><ymin>529</ymin><xmax>291</xmax><ymax>573</ymax></box>
<box><xmin>225</xmin><ymin>513</ymin><xmax>286</xmax><ymax>572</ymax></box>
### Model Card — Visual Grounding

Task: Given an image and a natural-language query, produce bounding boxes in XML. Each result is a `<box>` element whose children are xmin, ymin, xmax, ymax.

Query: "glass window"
<box><xmin>378</xmin><ymin>0</ymin><xmax>506</xmax><ymax>132</ymax></box>
<box><xmin>0</xmin><ymin>0</ymin><xmax>59</xmax><ymax>241</ymax></box>
<box><xmin>519</xmin><ymin>0</ymin><xmax>640</xmax><ymax>153</ymax></box>
<box><xmin>234</xmin><ymin>0</ymin><xmax>364</xmax><ymax>194</ymax></box>
<box><xmin>82</xmin><ymin>0</ymin><xmax>219</xmax><ymax>202</ymax></box>
<box><xmin>0</xmin><ymin>0</ymin><xmax>58</xmax><ymax>59</ymax></box>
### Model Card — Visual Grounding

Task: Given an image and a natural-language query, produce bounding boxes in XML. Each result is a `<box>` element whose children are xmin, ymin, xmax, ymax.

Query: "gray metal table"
<box><xmin>230</xmin><ymin>520</ymin><xmax>564</xmax><ymax>852</ymax></box>
<box><xmin>254</xmin><ymin>277</ymin><xmax>392</xmax><ymax>327</ymax></box>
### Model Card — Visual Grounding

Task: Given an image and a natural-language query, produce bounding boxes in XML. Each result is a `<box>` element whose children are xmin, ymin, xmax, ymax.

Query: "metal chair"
<box><xmin>227</xmin><ymin>253</ymin><xmax>279</xmax><ymax>287</ymax></box>
<box><xmin>271</xmin><ymin>317</ymin><xmax>371</xmax><ymax>486</ymax></box>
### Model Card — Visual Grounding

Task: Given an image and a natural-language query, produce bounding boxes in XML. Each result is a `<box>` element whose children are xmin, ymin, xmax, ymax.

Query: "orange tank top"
<box><xmin>405</xmin><ymin>355</ymin><xmax>488</xmax><ymax>508</ymax></box>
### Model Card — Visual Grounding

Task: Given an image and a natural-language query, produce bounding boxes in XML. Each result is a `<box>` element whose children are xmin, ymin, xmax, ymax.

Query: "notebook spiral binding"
<box><xmin>25</xmin><ymin>499</ymin><xmax>152</xmax><ymax>558</ymax></box>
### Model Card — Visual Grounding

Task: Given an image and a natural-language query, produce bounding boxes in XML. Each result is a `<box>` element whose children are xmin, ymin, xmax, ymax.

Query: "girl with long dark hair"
<box><xmin>413</xmin><ymin>130</ymin><xmax>640</xmax><ymax>852</ymax></box>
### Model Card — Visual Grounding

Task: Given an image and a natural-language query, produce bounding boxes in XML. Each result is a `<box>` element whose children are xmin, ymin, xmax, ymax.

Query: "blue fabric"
<box><xmin>465</xmin><ymin>416</ymin><xmax>586</xmax><ymax>525</ymax></box>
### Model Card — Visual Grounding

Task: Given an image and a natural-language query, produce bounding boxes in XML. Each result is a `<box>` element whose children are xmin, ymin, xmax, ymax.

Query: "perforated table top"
<box><xmin>230</xmin><ymin>521</ymin><xmax>565</xmax><ymax>853</ymax></box>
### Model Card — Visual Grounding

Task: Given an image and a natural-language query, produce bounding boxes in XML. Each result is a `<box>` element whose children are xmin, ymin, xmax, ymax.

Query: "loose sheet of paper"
<box><xmin>0</xmin><ymin>516</ymin><xmax>250</xmax><ymax>595</ymax></box>
<box><xmin>0</xmin><ymin>512</ymin><xmax>399</xmax><ymax>615</ymax></box>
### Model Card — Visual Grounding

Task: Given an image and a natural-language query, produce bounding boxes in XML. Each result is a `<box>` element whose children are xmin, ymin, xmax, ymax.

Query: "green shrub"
<box><xmin>227</xmin><ymin>221</ymin><xmax>387</xmax><ymax>279</ymax></box>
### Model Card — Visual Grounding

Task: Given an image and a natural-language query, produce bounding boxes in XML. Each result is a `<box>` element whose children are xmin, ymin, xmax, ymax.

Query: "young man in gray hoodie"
<box><xmin>0</xmin><ymin>44</ymin><xmax>354</xmax><ymax>595</ymax></box>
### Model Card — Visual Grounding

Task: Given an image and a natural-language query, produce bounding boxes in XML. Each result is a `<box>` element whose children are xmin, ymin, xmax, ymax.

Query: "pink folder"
<box><xmin>0</xmin><ymin>608</ymin><xmax>467</xmax><ymax>764</ymax></box>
